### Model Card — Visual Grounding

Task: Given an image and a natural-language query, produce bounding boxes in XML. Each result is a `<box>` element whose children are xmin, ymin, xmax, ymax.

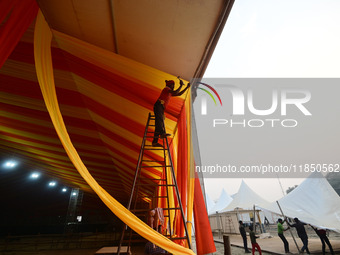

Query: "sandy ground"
<box><xmin>1</xmin><ymin>225</ymin><xmax>340</xmax><ymax>255</ymax></box>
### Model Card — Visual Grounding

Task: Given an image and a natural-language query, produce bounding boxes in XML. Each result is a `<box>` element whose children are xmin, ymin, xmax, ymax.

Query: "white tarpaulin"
<box><xmin>208</xmin><ymin>189</ymin><xmax>233</xmax><ymax>215</ymax></box>
<box><xmin>220</xmin><ymin>180</ymin><xmax>270</xmax><ymax>212</ymax></box>
<box><xmin>264</xmin><ymin>172</ymin><xmax>340</xmax><ymax>232</ymax></box>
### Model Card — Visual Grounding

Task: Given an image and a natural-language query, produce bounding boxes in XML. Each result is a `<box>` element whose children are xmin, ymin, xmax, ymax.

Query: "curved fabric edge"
<box><xmin>33</xmin><ymin>10</ymin><xmax>195</xmax><ymax>255</ymax></box>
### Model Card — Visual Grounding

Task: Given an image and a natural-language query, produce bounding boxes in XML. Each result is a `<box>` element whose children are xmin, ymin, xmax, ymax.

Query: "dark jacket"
<box><xmin>239</xmin><ymin>224</ymin><xmax>247</xmax><ymax>237</ymax></box>
<box><xmin>289</xmin><ymin>221</ymin><xmax>308</xmax><ymax>239</ymax></box>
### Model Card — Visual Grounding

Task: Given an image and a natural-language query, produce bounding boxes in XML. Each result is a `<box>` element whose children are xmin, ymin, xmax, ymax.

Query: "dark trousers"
<box><xmin>278</xmin><ymin>233</ymin><xmax>289</xmax><ymax>253</ymax></box>
<box><xmin>300</xmin><ymin>237</ymin><xmax>310</xmax><ymax>254</ymax></box>
<box><xmin>320</xmin><ymin>235</ymin><xmax>334</xmax><ymax>255</ymax></box>
<box><xmin>242</xmin><ymin>234</ymin><xmax>250</xmax><ymax>252</ymax></box>
<box><xmin>153</xmin><ymin>101</ymin><xmax>165</xmax><ymax>143</ymax></box>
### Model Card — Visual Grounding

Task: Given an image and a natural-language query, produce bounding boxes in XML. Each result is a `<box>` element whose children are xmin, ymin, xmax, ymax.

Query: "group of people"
<box><xmin>277</xmin><ymin>217</ymin><xmax>334</xmax><ymax>255</ymax></box>
<box><xmin>239</xmin><ymin>218</ymin><xmax>334</xmax><ymax>255</ymax></box>
<box><xmin>239</xmin><ymin>220</ymin><xmax>262</xmax><ymax>255</ymax></box>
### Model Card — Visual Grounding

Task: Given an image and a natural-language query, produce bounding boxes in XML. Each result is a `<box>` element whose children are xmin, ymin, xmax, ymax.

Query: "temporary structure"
<box><xmin>220</xmin><ymin>180</ymin><xmax>270</xmax><ymax>212</ymax></box>
<box><xmin>264</xmin><ymin>172</ymin><xmax>340</xmax><ymax>232</ymax></box>
<box><xmin>208</xmin><ymin>189</ymin><xmax>233</xmax><ymax>215</ymax></box>
<box><xmin>0</xmin><ymin>1</ymin><xmax>236</xmax><ymax>254</ymax></box>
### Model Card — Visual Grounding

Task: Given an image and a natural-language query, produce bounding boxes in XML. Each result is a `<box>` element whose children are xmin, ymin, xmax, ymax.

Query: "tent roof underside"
<box><xmin>0</xmin><ymin>0</ymin><xmax>231</xmax><ymax>204</ymax></box>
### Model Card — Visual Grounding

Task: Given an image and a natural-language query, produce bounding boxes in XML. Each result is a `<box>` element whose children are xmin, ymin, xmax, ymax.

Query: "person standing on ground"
<box><xmin>249</xmin><ymin>225</ymin><xmax>262</xmax><ymax>255</ymax></box>
<box><xmin>286</xmin><ymin>217</ymin><xmax>310</xmax><ymax>254</ymax></box>
<box><xmin>311</xmin><ymin>226</ymin><xmax>334</xmax><ymax>255</ymax></box>
<box><xmin>277</xmin><ymin>218</ymin><xmax>290</xmax><ymax>254</ymax></box>
<box><xmin>239</xmin><ymin>220</ymin><xmax>251</xmax><ymax>253</ymax></box>
<box><xmin>152</xmin><ymin>79</ymin><xmax>190</xmax><ymax>147</ymax></box>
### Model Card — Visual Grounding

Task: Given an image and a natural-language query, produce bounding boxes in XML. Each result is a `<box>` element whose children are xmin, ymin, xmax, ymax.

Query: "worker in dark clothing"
<box><xmin>249</xmin><ymin>225</ymin><xmax>262</xmax><ymax>255</ymax></box>
<box><xmin>239</xmin><ymin>221</ymin><xmax>251</xmax><ymax>253</ymax></box>
<box><xmin>152</xmin><ymin>79</ymin><xmax>190</xmax><ymax>147</ymax></box>
<box><xmin>311</xmin><ymin>226</ymin><xmax>334</xmax><ymax>255</ymax></box>
<box><xmin>286</xmin><ymin>217</ymin><xmax>310</xmax><ymax>254</ymax></box>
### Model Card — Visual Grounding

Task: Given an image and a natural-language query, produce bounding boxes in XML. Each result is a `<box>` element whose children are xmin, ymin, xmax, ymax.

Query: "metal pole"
<box><xmin>276</xmin><ymin>201</ymin><xmax>300</xmax><ymax>252</ymax></box>
<box><xmin>253</xmin><ymin>205</ymin><xmax>256</xmax><ymax>231</ymax></box>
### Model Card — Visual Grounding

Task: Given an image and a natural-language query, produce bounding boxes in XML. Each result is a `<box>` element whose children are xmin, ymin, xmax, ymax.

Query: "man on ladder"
<box><xmin>152</xmin><ymin>79</ymin><xmax>190</xmax><ymax>147</ymax></box>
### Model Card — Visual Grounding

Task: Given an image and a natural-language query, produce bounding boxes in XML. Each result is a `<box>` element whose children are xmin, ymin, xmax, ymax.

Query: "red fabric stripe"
<box><xmin>61</xmin><ymin>51</ymin><xmax>184</xmax><ymax>120</ymax></box>
<box><xmin>0</xmin><ymin>0</ymin><xmax>38</xmax><ymax>68</ymax></box>
<box><xmin>1</xmin><ymin>116</ymin><xmax>109</xmax><ymax>149</ymax></box>
<box><xmin>8</xmin><ymin>41</ymin><xmax>70</xmax><ymax>71</ymax></box>
<box><xmin>0</xmin><ymin>0</ymin><xmax>15</xmax><ymax>23</ymax></box>
<box><xmin>0</xmin><ymin>136</ymin><xmax>114</xmax><ymax>171</ymax></box>
<box><xmin>194</xmin><ymin>175</ymin><xmax>216</xmax><ymax>254</ymax></box>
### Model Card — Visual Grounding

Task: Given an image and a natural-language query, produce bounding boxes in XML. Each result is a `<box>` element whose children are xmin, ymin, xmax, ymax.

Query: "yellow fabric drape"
<box><xmin>34</xmin><ymin>10</ymin><xmax>194</xmax><ymax>255</ymax></box>
<box><xmin>186</xmin><ymin>94</ymin><xmax>195</xmax><ymax>244</ymax></box>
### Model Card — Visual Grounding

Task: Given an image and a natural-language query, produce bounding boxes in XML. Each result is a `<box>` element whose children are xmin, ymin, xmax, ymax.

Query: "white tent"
<box><xmin>220</xmin><ymin>180</ymin><xmax>270</xmax><ymax>212</ymax></box>
<box><xmin>208</xmin><ymin>189</ymin><xmax>233</xmax><ymax>215</ymax></box>
<box><xmin>205</xmin><ymin>193</ymin><xmax>216</xmax><ymax>213</ymax></box>
<box><xmin>264</xmin><ymin>171</ymin><xmax>340</xmax><ymax>232</ymax></box>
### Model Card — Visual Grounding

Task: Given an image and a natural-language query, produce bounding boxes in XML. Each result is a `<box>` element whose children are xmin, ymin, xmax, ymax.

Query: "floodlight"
<box><xmin>3</xmin><ymin>160</ymin><xmax>18</xmax><ymax>169</ymax></box>
<box><xmin>48</xmin><ymin>181</ymin><xmax>57</xmax><ymax>187</ymax></box>
<box><xmin>30</xmin><ymin>172</ymin><xmax>40</xmax><ymax>179</ymax></box>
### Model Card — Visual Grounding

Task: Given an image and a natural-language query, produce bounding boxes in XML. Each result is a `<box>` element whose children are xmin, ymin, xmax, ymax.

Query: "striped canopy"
<box><xmin>0</xmin><ymin>1</ymin><xmax>233</xmax><ymax>254</ymax></box>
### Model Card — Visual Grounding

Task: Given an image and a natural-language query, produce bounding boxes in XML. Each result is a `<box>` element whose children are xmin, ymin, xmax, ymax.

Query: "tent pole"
<box><xmin>256</xmin><ymin>210</ymin><xmax>264</xmax><ymax>233</ymax></box>
<box><xmin>253</xmin><ymin>205</ymin><xmax>256</xmax><ymax>231</ymax></box>
<box><xmin>276</xmin><ymin>201</ymin><xmax>300</xmax><ymax>252</ymax></box>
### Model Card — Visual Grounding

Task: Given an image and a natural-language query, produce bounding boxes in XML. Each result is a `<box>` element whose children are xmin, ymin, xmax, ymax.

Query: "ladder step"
<box><xmin>143</xmin><ymin>148</ymin><xmax>166</xmax><ymax>150</ymax></box>
<box><xmin>140</xmin><ymin>165</ymin><xmax>171</xmax><ymax>168</ymax></box>
<box><xmin>141</xmin><ymin>195</ymin><xmax>168</xmax><ymax>198</ymax></box>
<box><xmin>136</xmin><ymin>183</ymin><xmax>175</xmax><ymax>187</ymax></box>
<box><xmin>139</xmin><ymin>178</ymin><xmax>166</xmax><ymax>181</ymax></box>
<box><xmin>142</xmin><ymin>160</ymin><xmax>165</xmax><ymax>163</ymax></box>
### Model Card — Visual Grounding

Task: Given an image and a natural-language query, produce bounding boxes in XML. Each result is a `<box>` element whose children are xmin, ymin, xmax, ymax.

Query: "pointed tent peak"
<box><xmin>220</xmin><ymin>188</ymin><xmax>232</xmax><ymax>198</ymax></box>
<box><xmin>220</xmin><ymin>180</ymin><xmax>270</xmax><ymax>212</ymax></box>
<box><xmin>237</xmin><ymin>180</ymin><xmax>263</xmax><ymax>199</ymax></box>
<box><xmin>208</xmin><ymin>188</ymin><xmax>233</xmax><ymax>215</ymax></box>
